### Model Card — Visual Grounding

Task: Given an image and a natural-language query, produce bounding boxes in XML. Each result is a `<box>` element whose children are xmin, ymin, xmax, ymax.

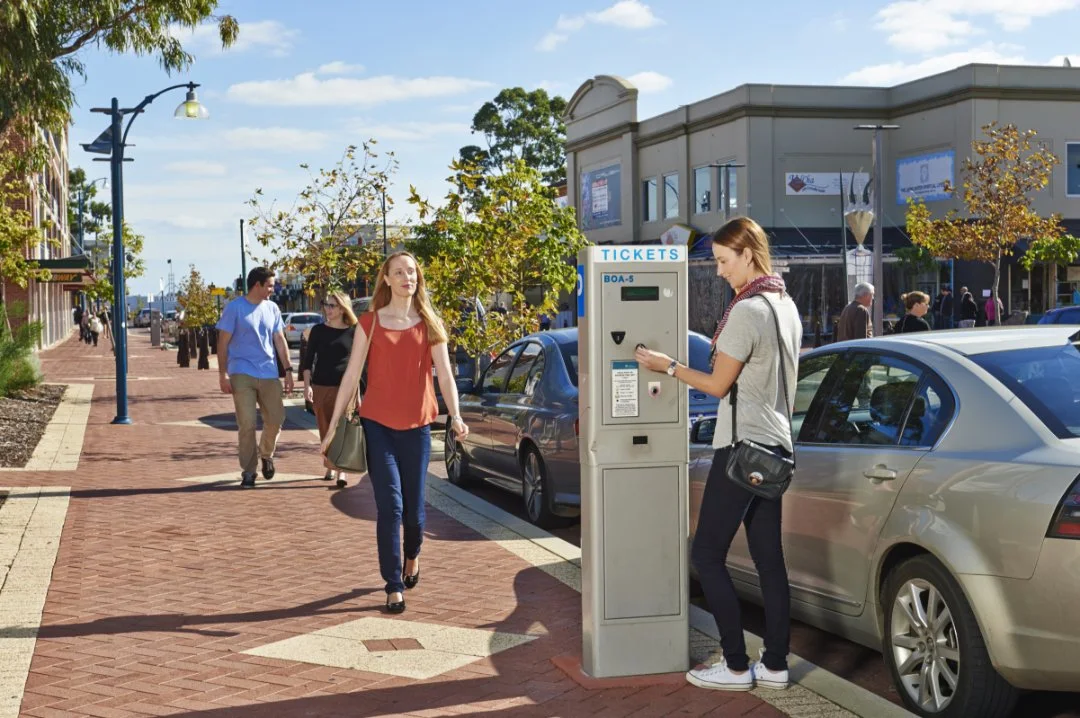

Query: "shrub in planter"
<box><xmin>0</xmin><ymin>303</ymin><xmax>43</xmax><ymax>397</ymax></box>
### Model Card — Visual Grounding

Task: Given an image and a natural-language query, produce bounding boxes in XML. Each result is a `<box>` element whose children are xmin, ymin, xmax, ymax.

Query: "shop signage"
<box><xmin>785</xmin><ymin>172</ymin><xmax>869</xmax><ymax>196</ymax></box>
<box><xmin>896</xmin><ymin>150</ymin><xmax>954</xmax><ymax>204</ymax></box>
<box><xmin>580</xmin><ymin>163</ymin><xmax>622</xmax><ymax>230</ymax></box>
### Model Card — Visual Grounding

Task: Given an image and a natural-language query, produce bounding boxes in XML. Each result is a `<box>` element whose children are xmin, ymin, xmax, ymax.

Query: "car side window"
<box><xmin>506</xmin><ymin>343</ymin><xmax>542</xmax><ymax>394</ymax></box>
<box><xmin>524</xmin><ymin>346</ymin><xmax>546</xmax><ymax>396</ymax></box>
<box><xmin>810</xmin><ymin>353</ymin><xmax>923</xmax><ymax>446</ymax></box>
<box><xmin>900</xmin><ymin>374</ymin><xmax>955</xmax><ymax>447</ymax></box>
<box><xmin>481</xmin><ymin>348</ymin><xmax>519</xmax><ymax>394</ymax></box>
<box><xmin>793</xmin><ymin>353</ymin><xmax>841</xmax><ymax>442</ymax></box>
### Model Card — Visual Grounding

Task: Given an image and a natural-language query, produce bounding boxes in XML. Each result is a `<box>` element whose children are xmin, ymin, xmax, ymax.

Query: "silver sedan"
<box><xmin>689</xmin><ymin>326</ymin><xmax>1080</xmax><ymax>718</ymax></box>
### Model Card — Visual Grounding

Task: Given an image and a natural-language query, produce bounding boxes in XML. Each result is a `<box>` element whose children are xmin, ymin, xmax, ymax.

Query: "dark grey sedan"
<box><xmin>445</xmin><ymin>328</ymin><xmax>718</xmax><ymax>528</ymax></box>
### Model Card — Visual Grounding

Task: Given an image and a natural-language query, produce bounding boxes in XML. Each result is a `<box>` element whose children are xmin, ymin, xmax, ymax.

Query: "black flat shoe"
<box><xmin>385</xmin><ymin>593</ymin><xmax>406</xmax><ymax>614</ymax></box>
<box><xmin>261</xmin><ymin>457</ymin><xmax>275</xmax><ymax>480</ymax></box>
<box><xmin>336</xmin><ymin>478</ymin><xmax>347</xmax><ymax>489</ymax></box>
<box><xmin>321</xmin><ymin>471</ymin><xmax>333</xmax><ymax>481</ymax></box>
<box><xmin>403</xmin><ymin>562</ymin><xmax>420</xmax><ymax>590</ymax></box>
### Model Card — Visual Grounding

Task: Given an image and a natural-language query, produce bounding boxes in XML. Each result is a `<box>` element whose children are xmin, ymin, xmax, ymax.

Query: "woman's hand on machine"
<box><xmin>634</xmin><ymin>345</ymin><xmax>673</xmax><ymax>373</ymax></box>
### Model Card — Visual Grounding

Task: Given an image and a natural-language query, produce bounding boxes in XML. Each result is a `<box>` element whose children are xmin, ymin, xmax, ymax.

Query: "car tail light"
<box><xmin>1047</xmin><ymin>475</ymin><xmax>1080</xmax><ymax>538</ymax></box>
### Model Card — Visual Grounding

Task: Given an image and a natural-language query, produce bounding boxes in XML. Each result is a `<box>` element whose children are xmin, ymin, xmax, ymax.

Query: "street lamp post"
<box><xmin>239</xmin><ymin>218</ymin><xmax>248</xmax><ymax>290</ymax></box>
<box><xmin>82</xmin><ymin>82</ymin><xmax>209</xmax><ymax>424</ymax></box>
<box><xmin>854</xmin><ymin>124</ymin><xmax>899</xmax><ymax>336</ymax></box>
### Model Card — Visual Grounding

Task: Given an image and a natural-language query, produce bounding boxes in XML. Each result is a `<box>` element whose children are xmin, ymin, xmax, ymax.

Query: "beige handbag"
<box><xmin>324</xmin><ymin>315</ymin><xmax>377</xmax><ymax>472</ymax></box>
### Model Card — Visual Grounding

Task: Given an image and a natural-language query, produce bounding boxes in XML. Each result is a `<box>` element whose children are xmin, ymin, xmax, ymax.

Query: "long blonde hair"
<box><xmin>711</xmin><ymin>216</ymin><xmax>774</xmax><ymax>275</ymax></box>
<box><xmin>327</xmin><ymin>290</ymin><xmax>357</xmax><ymax>326</ymax></box>
<box><xmin>370</xmin><ymin>251</ymin><xmax>449</xmax><ymax>345</ymax></box>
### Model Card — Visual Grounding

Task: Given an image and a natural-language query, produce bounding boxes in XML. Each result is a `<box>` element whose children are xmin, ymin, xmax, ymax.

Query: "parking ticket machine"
<box><xmin>578</xmin><ymin>245</ymin><xmax>689</xmax><ymax>678</ymax></box>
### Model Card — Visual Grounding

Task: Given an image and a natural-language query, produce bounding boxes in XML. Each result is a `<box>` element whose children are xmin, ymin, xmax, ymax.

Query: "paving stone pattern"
<box><xmin>1</xmin><ymin>333</ymin><xmax>805</xmax><ymax>717</ymax></box>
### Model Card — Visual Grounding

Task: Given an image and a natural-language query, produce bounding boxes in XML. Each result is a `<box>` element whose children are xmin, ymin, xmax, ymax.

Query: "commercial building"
<box><xmin>565</xmin><ymin>65</ymin><xmax>1080</xmax><ymax>336</ymax></box>
<box><xmin>2</xmin><ymin>125</ymin><xmax>86</xmax><ymax>348</ymax></box>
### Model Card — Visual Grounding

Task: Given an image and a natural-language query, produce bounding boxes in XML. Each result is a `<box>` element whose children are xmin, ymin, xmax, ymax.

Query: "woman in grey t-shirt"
<box><xmin>636</xmin><ymin>217</ymin><xmax>801</xmax><ymax>693</ymax></box>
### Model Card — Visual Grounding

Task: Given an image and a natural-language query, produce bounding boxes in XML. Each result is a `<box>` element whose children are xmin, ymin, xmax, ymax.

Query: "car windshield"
<box><xmin>559</xmin><ymin>341</ymin><xmax>579</xmax><ymax>387</ymax></box>
<box><xmin>971</xmin><ymin>339</ymin><xmax>1080</xmax><ymax>438</ymax></box>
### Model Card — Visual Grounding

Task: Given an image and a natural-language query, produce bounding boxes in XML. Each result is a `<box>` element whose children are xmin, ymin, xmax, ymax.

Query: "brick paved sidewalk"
<box><xmin>0</xmin><ymin>331</ymin><xmax>843</xmax><ymax>717</ymax></box>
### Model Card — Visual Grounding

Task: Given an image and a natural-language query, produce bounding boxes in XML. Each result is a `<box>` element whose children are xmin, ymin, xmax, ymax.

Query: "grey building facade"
<box><xmin>565</xmin><ymin>65</ymin><xmax>1080</xmax><ymax>336</ymax></box>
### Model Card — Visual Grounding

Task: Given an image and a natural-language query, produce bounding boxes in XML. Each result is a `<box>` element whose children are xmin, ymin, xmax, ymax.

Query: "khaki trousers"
<box><xmin>230</xmin><ymin>374</ymin><xmax>285</xmax><ymax>474</ymax></box>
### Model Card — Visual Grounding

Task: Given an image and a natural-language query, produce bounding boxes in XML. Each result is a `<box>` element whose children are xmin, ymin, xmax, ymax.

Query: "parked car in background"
<box><xmin>1037</xmin><ymin>305</ymin><xmax>1080</xmax><ymax>324</ymax></box>
<box><xmin>444</xmin><ymin>328</ymin><xmax>718</xmax><ymax>528</ymax></box>
<box><xmin>351</xmin><ymin>296</ymin><xmax>372</xmax><ymax>315</ymax></box>
<box><xmin>133</xmin><ymin>308</ymin><xmax>161</xmax><ymax>328</ymax></box>
<box><xmin>688</xmin><ymin>326</ymin><xmax>1080</xmax><ymax>718</ymax></box>
<box><xmin>282</xmin><ymin>312</ymin><xmax>322</xmax><ymax>346</ymax></box>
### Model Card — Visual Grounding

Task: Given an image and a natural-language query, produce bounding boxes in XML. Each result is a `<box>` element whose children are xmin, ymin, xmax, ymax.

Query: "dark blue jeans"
<box><xmin>362</xmin><ymin>419</ymin><xmax>431</xmax><ymax>595</ymax></box>
<box><xmin>691</xmin><ymin>446</ymin><xmax>790</xmax><ymax>672</ymax></box>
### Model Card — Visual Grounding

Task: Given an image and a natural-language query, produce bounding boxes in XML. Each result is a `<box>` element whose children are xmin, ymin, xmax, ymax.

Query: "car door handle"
<box><xmin>864</xmin><ymin>465</ymin><xmax>898</xmax><ymax>481</ymax></box>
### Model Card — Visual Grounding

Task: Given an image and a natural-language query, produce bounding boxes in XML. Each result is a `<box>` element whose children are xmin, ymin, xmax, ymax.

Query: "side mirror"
<box><xmin>456</xmin><ymin>378</ymin><xmax>475</xmax><ymax>395</ymax></box>
<box><xmin>690</xmin><ymin>417</ymin><xmax>716</xmax><ymax>445</ymax></box>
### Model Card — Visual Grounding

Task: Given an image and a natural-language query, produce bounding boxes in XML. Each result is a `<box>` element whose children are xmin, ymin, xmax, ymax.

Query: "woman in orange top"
<box><xmin>322</xmin><ymin>252</ymin><xmax>469</xmax><ymax>614</ymax></box>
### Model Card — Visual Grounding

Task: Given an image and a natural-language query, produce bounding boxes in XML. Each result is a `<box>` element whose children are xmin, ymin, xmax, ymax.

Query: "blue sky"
<box><xmin>67</xmin><ymin>0</ymin><xmax>1080</xmax><ymax>295</ymax></box>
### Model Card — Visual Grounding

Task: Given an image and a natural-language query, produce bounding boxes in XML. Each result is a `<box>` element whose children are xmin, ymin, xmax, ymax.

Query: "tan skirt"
<box><xmin>311</xmin><ymin>384</ymin><xmax>341</xmax><ymax>440</ymax></box>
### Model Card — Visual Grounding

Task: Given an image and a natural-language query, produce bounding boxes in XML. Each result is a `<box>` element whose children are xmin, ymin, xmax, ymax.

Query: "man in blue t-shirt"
<box><xmin>216</xmin><ymin>267</ymin><xmax>295</xmax><ymax>487</ymax></box>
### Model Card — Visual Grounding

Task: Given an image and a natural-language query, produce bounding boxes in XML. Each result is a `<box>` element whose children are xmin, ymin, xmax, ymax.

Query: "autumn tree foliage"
<box><xmin>906</xmin><ymin>122</ymin><xmax>1078</xmax><ymax>312</ymax></box>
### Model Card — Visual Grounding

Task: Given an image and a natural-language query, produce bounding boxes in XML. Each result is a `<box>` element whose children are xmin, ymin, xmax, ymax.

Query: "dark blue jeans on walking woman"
<box><xmin>362</xmin><ymin>419</ymin><xmax>431</xmax><ymax>595</ymax></box>
<box><xmin>691</xmin><ymin>445</ymin><xmax>791</xmax><ymax>673</ymax></box>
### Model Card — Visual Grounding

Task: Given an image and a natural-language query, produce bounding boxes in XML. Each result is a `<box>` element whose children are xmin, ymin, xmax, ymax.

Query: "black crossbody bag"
<box><xmin>724</xmin><ymin>295</ymin><xmax>796</xmax><ymax>500</ymax></box>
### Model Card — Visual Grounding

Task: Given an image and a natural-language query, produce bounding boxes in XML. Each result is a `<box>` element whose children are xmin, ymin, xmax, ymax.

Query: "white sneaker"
<box><xmin>751</xmin><ymin>649</ymin><xmax>789</xmax><ymax>690</ymax></box>
<box><xmin>686</xmin><ymin>657</ymin><xmax>753</xmax><ymax>691</ymax></box>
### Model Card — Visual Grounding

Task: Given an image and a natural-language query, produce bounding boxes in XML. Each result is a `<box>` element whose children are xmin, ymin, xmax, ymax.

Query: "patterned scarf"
<box><xmin>710</xmin><ymin>274</ymin><xmax>788</xmax><ymax>368</ymax></box>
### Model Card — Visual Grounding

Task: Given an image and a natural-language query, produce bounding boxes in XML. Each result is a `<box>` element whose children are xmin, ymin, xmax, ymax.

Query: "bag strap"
<box><xmin>729</xmin><ymin>295</ymin><xmax>793</xmax><ymax>443</ymax></box>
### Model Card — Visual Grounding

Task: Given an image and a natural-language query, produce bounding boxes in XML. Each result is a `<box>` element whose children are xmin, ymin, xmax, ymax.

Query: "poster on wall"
<box><xmin>785</xmin><ymin>172</ymin><xmax>869</xmax><ymax>196</ymax></box>
<box><xmin>896</xmin><ymin>150</ymin><xmax>954</xmax><ymax>204</ymax></box>
<box><xmin>580</xmin><ymin>164</ymin><xmax>622</xmax><ymax>230</ymax></box>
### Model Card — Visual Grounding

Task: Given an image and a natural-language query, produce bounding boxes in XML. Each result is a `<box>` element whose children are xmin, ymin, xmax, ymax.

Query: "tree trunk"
<box><xmin>991</xmin><ymin>252</ymin><xmax>1002</xmax><ymax>326</ymax></box>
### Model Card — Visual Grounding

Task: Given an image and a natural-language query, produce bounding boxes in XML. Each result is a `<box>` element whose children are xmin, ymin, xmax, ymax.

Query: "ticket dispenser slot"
<box><xmin>578</xmin><ymin>245</ymin><xmax>689</xmax><ymax>679</ymax></box>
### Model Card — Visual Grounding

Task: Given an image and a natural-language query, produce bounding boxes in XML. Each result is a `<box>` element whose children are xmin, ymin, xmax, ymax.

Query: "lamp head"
<box><xmin>174</xmin><ymin>86</ymin><xmax>209</xmax><ymax>120</ymax></box>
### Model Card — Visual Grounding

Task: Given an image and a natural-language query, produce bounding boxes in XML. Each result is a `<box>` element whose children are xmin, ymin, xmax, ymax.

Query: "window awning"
<box><xmin>36</xmin><ymin>256</ymin><xmax>95</xmax><ymax>287</ymax></box>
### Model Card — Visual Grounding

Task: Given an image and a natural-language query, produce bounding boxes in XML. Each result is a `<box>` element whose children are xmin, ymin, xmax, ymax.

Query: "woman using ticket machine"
<box><xmin>636</xmin><ymin>216</ymin><xmax>802</xmax><ymax>693</ymax></box>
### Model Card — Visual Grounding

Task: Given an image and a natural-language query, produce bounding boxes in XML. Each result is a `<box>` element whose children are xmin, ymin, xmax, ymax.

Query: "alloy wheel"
<box><xmin>444</xmin><ymin>429</ymin><xmax>462</xmax><ymax>481</ymax></box>
<box><xmin>890</xmin><ymin>578</ymin><xmax>961</xmax><ymax>714</ymax></box>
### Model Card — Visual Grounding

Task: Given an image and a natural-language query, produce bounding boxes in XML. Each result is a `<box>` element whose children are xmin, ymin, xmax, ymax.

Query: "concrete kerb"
<box><xmin>425</xmin><ymin>475</ymin><xmax>916</xmax><ymax>718</ymax></box>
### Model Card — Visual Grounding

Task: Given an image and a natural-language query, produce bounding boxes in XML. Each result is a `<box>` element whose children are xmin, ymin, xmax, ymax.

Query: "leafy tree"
<box><xmin>894</xmin><ymin>245</ymin><xmax>940</xmax><ymax>275</ymax></box>
<box><xmin>409</xmin><ymin>159</ymin><xmax>588</xmax><ymax>358</ymax></box>
<box><xmin>247</xmin><ymin>143</ymin><xmax>392</xmax><ymax>297</ymax></box>
<box><xmin>82</xmin><ymin>222</ymin><xmax>145</xmax><ymax>304</ymax></box>
<box><xmin>458</xmin><ymin>87</ymin><xmax>568</xmax><ymax>187</ymax></box>
<box><xmin>177</xmin><ymin>265</ymin><xmax>218</xmax><ymax>328</ymax></box>
<box><xmin>67</xmin><ymin>167</ymin><xmax>108</xmax><ymax>250</ymax></box>
<box><xmin>0</xmin><ymin>151</ymin><xmax>55</xmax><ymax>309</ymax></box>
<box><xmin>0</xmin><ymin>1</ymin><xmax>238</xmax><ymax>144</ymax></box>
<box><xmin>906</xmin><ymin>122</ymin><xmax>1074</xmax><ymax>314</ymax></box>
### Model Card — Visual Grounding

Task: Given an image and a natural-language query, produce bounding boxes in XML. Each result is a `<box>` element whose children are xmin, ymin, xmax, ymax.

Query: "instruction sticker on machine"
<box><xmin>611</xmin><ymin>360</ymin><xmax>640</xmax><ymax>418</ymax></box>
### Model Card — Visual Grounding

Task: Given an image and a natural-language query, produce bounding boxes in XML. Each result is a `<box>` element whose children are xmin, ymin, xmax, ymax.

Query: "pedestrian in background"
<box><xmin>895</xmin><ymin>291</ymin><xmax>932</xmax><ymax>333</ymax></box>
<box><xmin>837</xmin><ymin>282</ymin><xmax>874</xmax><ymax>341</ymax></box>
<box><xmin>636</xmin><ymin>217</ymin><xmax>801</xmax><ymax>692</ymax></box>
<box><xmin>985</xmin><ymin>294</ymin><xmax>1005</xmax><ymax>326</ymax></box>
<box><xmin>959</xmin><ymin>287</ymin><xmax>978</xmax><ymax>328</ymax></box>
<box><xmin>88</xmin><ymin>313</ymin><xmax>102</xmax><ymax>346</ymax></box>
<box><xmin>216</xmin><ymin>267</ymin><xmax>295</xmax><ymax>488</ymax></box>
<box><xmin>932</xmin><ymin>286</ymin><xmax>954</xmax><ymax>329</ymax></box>
<box><xmin>322</xmin><ymin>251</ymin><xmax>469</xmax><ymax>615</ymax></box>
<box><xmin>302</xmin><ymin>290</ymin><xmax>357</xmax><ymax>489</ymax></box>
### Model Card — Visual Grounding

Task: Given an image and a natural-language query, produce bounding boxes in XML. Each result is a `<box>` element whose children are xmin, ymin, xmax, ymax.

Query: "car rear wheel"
<box><xmin>882</xmin><ymin>555</ymin><xmax>1018</xmax><ymax>718</ymax></box>
<box><xmin>443</xmin><ymin>420</ymin><xmax>474</xmax><ymax>486</ymax></box>
<box><xmin>521</xmin><ymin>446</ymin><xmax>562</xmax><ymax>529</ymax></box>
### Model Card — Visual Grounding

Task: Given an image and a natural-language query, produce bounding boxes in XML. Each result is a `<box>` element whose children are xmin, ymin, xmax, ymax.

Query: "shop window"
<box><xmin>642</xmin><ymin>178</ymin><xmax>657</xmax><ymax>222</ymax></box>
<box><xmin>1068</xmin><ymin>143</ymin><xmax>1080</xmax><ymax>197</ymax></box>
<box><xmin>664</xmin><ymin>173</ymin><xmax>679</xmax><ymax>219</ymax></box>
<box><xmin>694</xmin><ymin>167</ymin><xmax>712</xmax><ymax>214</ymax></box>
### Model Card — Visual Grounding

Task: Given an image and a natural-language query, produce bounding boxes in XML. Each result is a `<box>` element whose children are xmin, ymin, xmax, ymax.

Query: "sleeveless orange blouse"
<box><xmin>357</xmin><ymin>312</ymin><xmax>438</xmax><ymax>430</ymax></box>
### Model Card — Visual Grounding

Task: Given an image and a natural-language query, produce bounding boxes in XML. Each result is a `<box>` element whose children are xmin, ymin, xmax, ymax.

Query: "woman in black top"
<box><xmin>895</xmin><ymin>291</ymin><xmax>932</xmax><ymax>333</ymax></box>
<box><xmin>301</xmin><ymin>291</ymin><xmax>357</xmax><ymax>488</ymax></box>
<box><xmin>959</xmin><ymin>290</ymin><xmax>979</xmax><ymax>328</ymax></box>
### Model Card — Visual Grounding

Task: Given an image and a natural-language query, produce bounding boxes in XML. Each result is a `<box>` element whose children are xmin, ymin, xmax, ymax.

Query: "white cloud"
<box><xmin>317</xmin><ymin>61</ymin><xmax>365</xmax><ymax>75</ymax></box>
<box><xmin>839</xmin><ymin>44</ymin><xmax>1030</xmax><ymax>85</ymax></box>
<box><xmin>626</xmin><ymin>71</ymin><xmax>673</xmax><ymax>93</ymax></box>
<box><xmin>161</xmin><ymin>215</ymin><xmax>230</xmax><ymax>231</ymax></box>
<box><xmin>171</xmin><ymin>19</ymin><xmax>298</xmax><ymax>57</ymax></box>
<box><xmin>220</xmin><ymin>127</ymin><xmax>330</xmax><ymax>152</ymax></box>
<box><xmin>351</xmin><ymin>121</ymin><xmax>471</xmax><ymax>143</ymax></box>
<box><xmin>537</xmin><ymin>0</ymin><xmax>663</xmax><ymax>51</ymax></box>
<box><xmin>162</xmin><ymin>161</ymin><xmax>228</xmax><ymax>177</ymax></box>
<box><xmin>831</xmin><ymin>12</ymin><xmax>849</xmax><ymax>32</ymax></box>
<box><xmin>874</xmin><ymin>1</ymin><xmax>1080</xmax><ymax>53</ymax></box>
<box><xmin>226</xmin><ymin>73</ymin><xmax>493</xmax><ymax>107</ymax></box>
<box><xmin>439</xmin><ymin>103</ymin><xmax>478</xmax><ymax>115</ymax></box>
